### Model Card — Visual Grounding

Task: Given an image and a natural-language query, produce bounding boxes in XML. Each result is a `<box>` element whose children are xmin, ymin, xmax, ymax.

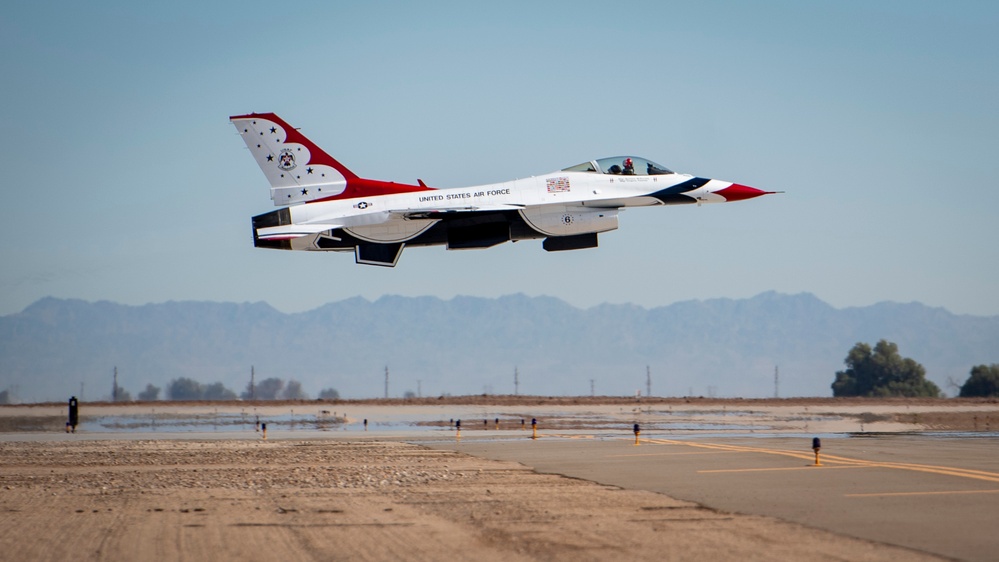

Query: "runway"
<box><xmin>430</xmin><ymin>434</ymin><xmax>999</xmax><ymax>561</ymax></box>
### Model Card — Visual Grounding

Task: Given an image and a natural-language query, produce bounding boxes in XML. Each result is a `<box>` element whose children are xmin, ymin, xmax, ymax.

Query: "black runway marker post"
<box><xmin>67</xmin><ymin>397</ymin><xmax>78</xmax><ymax>433</ymax></box>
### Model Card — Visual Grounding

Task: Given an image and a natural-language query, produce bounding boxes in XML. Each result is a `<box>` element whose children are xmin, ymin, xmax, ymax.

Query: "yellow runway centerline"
<box><xmin>606</xmin><ymin>450</ymin><xmax>739</xmax><ymax>458</ymax></box>
<box><xmin>846</xmin><ymin>489</ymin><xmax>999</xmax><ymax>498</ymax></box>
<box><xmin>643</xmin><ymin>437</ymin><xmax>999</xmax><ymax>484</ymax></box>
<box><xmin>700</xmin><ymin>466</ymin><xmax>864</xmax><ymax>473</ymax></box>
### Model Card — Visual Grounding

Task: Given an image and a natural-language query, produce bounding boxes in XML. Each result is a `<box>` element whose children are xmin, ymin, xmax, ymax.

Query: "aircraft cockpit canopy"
<box><xmin>562</xmin><ymin>156</ymin><xmax>674</xmax><ymax>176</ymax></box>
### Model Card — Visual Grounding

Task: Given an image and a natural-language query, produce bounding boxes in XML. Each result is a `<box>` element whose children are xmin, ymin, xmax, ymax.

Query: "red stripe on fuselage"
<box><xmin>311</xmin><ymin>177</ymin><xmax>432</xmax><ymax>203</ymax></box>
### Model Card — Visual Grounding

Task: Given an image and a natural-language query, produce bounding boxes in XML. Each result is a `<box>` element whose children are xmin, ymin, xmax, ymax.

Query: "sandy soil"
<box><xmin>0</xmin><ymin>439</ymin><xmax>946</xmax><ymax>562</ymax></box>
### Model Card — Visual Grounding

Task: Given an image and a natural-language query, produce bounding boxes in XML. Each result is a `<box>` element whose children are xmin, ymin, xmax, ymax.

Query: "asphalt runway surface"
<box><xmin>430</xmin><ymin>433</ymin><xmax>999</xmax><ymax>562</ymax></box>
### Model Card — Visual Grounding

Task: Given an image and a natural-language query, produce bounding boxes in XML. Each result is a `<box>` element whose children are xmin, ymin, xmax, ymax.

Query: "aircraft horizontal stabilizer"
<box><xmin>397</xmin><ymin>203</ymin><xmax>526</xmax><ymax>219</ymax></box>
<box><xmin>255</xmin><ymin>223</ymin><xmax>332</xmax><ymax>240</ymax></box>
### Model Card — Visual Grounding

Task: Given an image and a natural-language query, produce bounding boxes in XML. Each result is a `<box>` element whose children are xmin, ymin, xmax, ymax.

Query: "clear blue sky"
<box><xmin>1</xmin><ymin>1</ymin><xmax>997</xmax><ymax>317</ymax></box>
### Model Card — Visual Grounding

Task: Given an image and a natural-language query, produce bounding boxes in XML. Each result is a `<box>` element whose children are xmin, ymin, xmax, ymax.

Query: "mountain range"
<box><xmin>1</xmin><ymin>292</ymin><xmax>997</xmax><ymax>402</ymax></box>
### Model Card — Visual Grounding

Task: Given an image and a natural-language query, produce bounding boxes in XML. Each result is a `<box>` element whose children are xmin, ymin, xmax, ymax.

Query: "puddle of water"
<box><xmin>84</xmin><ymin>411</ymin><xmax>773</xmax><ymax>435</ymax></box>
<box><xmin>57</xmin><ymin>408</ymin><xmax>957</xmax><ymax>438</ymax></box>
<box><xmin>93</xmin><ymin>412</ymin><xmax>347</xmax><ymax>433</ymax></box>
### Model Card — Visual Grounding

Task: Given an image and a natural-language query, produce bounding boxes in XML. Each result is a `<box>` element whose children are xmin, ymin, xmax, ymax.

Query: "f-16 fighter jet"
<box><xmin>232</xmin><ymin>113</ymin><xmax>774</xmax><ymax>266</ymax></box>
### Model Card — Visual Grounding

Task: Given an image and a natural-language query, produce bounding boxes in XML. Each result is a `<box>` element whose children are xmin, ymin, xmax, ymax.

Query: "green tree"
<box><xmin>167</xmin><ymin>377</ymin><xmax>204</xmax><ymax>400</ymax></box>
<box><xmin>203</xmin><ymin>382</ymin><xmax>238</xmax><ymax>401</ymax></box>
<box><xmin>112</xmin><ymin>384</ymin><xmax>132</xmax><ymax>402</ymax></box>
<box><xmin>137</xmin><ymin>383</ymin><xmax>161</xmax><ymax>401</ymax></box>
<box><xmin>255</xmin><ymin>377</ymin><xmax>284</xmax><ymax>400</ymax></box>
<box><xmin>281</xmin><ymin>379</ymin><xmax>308</xmax><ymax>400</ymax></box>
<box><xmin>959</xmin><ymin>364</ymin><xmax>999</xmax><ymax>397</ymax></box>
<box><xmin>831</xmin><ymin>340</ymin><xmax>941</xmax><ymax>397</ymax></box>
<box><xmin>318</xmin><ymin>388</ymin><xmax>340</xmax><ymax>400</ymax></box>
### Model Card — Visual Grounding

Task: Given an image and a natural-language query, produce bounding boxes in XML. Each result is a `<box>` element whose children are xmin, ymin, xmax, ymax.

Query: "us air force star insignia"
<box><xmin>355</xmin><ymin>202</ymin><xmax>370</xmax><ymax>209</ymax></box>
<box><xmin>277</xmin><ymin>149</ymin><xmax>296</xmax><ymax>171</ymax></box>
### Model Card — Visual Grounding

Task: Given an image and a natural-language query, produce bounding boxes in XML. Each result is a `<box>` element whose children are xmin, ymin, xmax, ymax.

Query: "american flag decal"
<box><xmin>546</xmin><ymin>176</ymin><xmax>571</xmax><ymax>193</ymax></box>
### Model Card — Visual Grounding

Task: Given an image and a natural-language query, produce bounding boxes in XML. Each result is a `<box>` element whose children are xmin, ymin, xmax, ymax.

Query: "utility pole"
<box><xmin>417</xmin><ymin>380</ymin><xmax>422</xmax><ymax>398</ymax></box>
<box><xmin>774</xmin><ymin>365</ymin><xmax>779</xmax><ymax>399</ymax></box>
<box><xmin>590</xmin><ymin>379</ymin><xmax>595</xmax><ymax>397</ymax></box>
<box><xmin>249</xmin><ymin>366</ymin><xmax>255</xmax><ymax>400</ymax></box>
<box><xmin>514</xmin><ymin>367</ymin><xmax>519</xmax><ymax>396</ymax></box>
<box><xmin>112</xmin><ymin>366</ymin><xmax>118</xmax><ymax>402</ymax></box>
<box><xmin>646</xmin><ymin>365</ymin><xmax>651</xmax><ymax>398</ymax></box>
<box><xmin>384</xmin><ymin>366</ymin><xmax>389</xmax><ymax>399</ymax></box>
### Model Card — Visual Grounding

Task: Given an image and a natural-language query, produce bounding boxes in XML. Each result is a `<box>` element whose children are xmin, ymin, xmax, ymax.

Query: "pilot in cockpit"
<box><xmin>622</xmin><ymin>158</ymin><xmax>635</xmax><ymax>175</ymax></box>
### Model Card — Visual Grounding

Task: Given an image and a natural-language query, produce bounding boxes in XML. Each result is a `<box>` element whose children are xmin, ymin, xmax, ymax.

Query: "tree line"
<box><xmin>103</xmin><ymin>377</ymin><xmax>342</xmax><ymax>402</ymax></box>
<box><xmin>32</xmin><ymin>343</ymin><xmax>999</xmax><ymax>402</ymax></box>
<box><xmin>831</xmin><ymin>339</ymin><xmax>999</xmax><ymax>397</ymax></box>
<box><xmin>107</xmin><ymin>351</ymin><xmax>999</xmax><ymax>401</ymax></box>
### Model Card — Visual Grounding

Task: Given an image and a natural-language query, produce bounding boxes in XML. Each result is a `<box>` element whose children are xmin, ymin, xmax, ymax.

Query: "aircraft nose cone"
<box><xmin>715</xmin><ymin>183</ymin><xmax>774</xmax><ymax>202</ymax></box>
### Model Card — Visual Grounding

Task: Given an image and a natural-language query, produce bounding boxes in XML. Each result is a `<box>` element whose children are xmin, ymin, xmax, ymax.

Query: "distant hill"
<box><xmin>1</xmin><ymin>293</ymin><xmax>997</xmax><ymax>402</ymax></box>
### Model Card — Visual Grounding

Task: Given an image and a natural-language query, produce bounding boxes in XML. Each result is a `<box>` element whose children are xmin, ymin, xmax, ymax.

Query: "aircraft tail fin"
<box><xmin>230</xmin><ymin>113</ymin><xmax>359</xmax><ymax>206</ymax></box>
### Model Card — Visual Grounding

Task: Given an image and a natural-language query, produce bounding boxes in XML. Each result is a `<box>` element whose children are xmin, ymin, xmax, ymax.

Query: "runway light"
<box><xmin>634</xmin><ymin>423</ymin><xmax>641</xmax><ymax>446</ymax></box>
<box><xmin>812</xmin><ymin>437</ymin><xmax>821</xmax><ymax>466</ymax></box>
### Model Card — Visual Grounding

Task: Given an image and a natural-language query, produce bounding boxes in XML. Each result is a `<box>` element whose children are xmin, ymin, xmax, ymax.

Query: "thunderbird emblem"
<box><xmin>277</xmin><ymin>149</ymin><xmax>296</xmax><ymax>171</ymax></box>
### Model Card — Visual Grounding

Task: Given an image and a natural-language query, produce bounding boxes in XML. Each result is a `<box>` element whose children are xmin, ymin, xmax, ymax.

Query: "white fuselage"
<box><xmin>290</xmin><ymin>171</ymin><xmax>733</xmax><ymax>236</ymax></box>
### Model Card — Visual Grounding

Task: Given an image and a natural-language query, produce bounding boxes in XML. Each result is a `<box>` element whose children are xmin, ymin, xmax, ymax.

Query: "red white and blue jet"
<box><xmin>231</xmin><ymin>113</ymin><xmax>774</xmax><ymax>266</ymax></box>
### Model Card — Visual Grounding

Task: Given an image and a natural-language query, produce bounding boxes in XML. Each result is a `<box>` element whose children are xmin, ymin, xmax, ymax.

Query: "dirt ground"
<box><xmin>0</xmin><ymin>438</ymin><xmax>947</xmax><ymax>562</ymax></box>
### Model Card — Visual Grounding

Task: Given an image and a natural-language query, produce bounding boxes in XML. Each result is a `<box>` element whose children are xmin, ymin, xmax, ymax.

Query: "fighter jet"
<box><xmin>231</xmin><ymin>113</ymin><xmax>774</xmax><ymax>266</ymax></box>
